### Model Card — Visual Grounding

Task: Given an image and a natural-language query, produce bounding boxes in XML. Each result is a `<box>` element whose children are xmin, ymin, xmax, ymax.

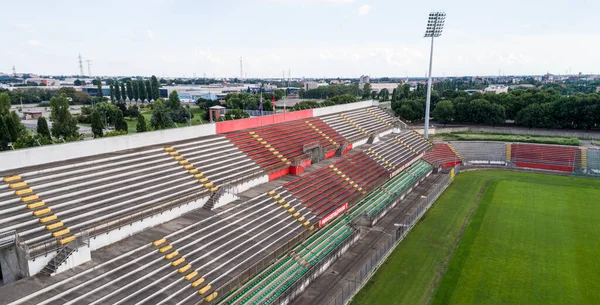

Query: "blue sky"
<box><xmin>2</xmin><ymin>0</ymin><xmax>599</xmax><ymax>78</ymax></box>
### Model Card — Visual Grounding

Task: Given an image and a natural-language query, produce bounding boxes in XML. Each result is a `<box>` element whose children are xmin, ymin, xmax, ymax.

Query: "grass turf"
<box><xmin>351</xmin><ymin>170</ymin><xmax>600</xmax><ymax>305</ymax></box>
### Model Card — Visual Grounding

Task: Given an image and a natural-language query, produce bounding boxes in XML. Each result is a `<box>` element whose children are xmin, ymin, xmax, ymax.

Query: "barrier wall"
<box><xmin>215</xmin><ymin>110</ymin><xmax>313</xmax><ymax>134</ymax></box>
<box><xmin>0</xmin><ymin>124</ymin><xmax>217</xmax><ymax>173</ymax></box>
<box><xmin>312</xmin><ymin>100</ymin><xmax>378</xmax><ymax>117</ymax></box>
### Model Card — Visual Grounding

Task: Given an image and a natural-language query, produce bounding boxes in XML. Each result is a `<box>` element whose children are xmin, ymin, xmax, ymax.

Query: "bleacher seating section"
<box><xmin>510</xmin><ymin>143</ymin><xmax>580</xmax><ymax>172</ymax></box>
<box><xmin>450</xmin><ymin>141</ymin><xmax>507</xmax><ymax>165</ymax></box>
<box><xmin>586</xmin><ymin>149</ymin><xmax>600</xmax><ymax>175</ymax></box>
<box><xmin>283</xmin><ymin>151</ymin><xmax>388</xmax><ymax>221</ymax></box>
<box><xmin>225</xmin><ymin>117</ymin><xmax>347</xmax><ymax>171</ymax></box>
<box><xmin>423</xmin><ymin>143</ymin><xmax>463</xmax><ymax>167</ymax></box>
<box><xmin>356</xmin><ymin>160</ymin><xmax>432</xmax><ymax>218</ymax></box>
<box><xmin>0</xmin><ymin>105</ymin><xmax>432</xmax><ymax>305</ymax></box>
<box><xmin>320</xmin><ymin>107</ymin><xmax>396</xmax><ymax>142</ymax></box>
<box><xmin>219</xmin><ymin>210</ymin><xmax>355</xmax><ymax>305</ymax></box>
<box><xmin>219</xmin><ymin>160</ymin><xmax>433</xmax><ymax>305</ymax></box>
<box><xmin>364</xmin><ymin>130</ymin><xmax>431</xmax><ymax>172</ymax></box>
<box><xmin>0</xmin><ymin>135</ymin><xmax>266</xmax><ymax>256</ymax></box>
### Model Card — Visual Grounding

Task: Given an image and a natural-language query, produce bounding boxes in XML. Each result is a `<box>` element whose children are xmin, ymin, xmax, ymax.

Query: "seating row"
<box><xmin>225</xmin><ymin>117</ymin><xmax>346</xmax><ymax>171</ymax></box>
<box><xmin>510</xmin><ymin>143</ymin><xmax>581</xmax><ymax>172</ymax></box>
<box><xmin>320</xmin><ymin>107</ymin><xmax>396</xmax><ymax>142</ymax></box>
<box><xmin>284</xmin><ymin>151</ymin><xmax>388</xmax><ymax>218</ymax></box>
<box><xmin>364</xmin><ymin>130</ymin><xmax>431</xmax><ymax>171</ymax></box>
<box><xmin>0</xmin><ymin>135</ymin><xmax>263</xmax><ymax>255</ymax></box>
<box><xmin>423</xmin><ymin>143</ymin><xmax>463</xmax><ymax>167</ymax></box>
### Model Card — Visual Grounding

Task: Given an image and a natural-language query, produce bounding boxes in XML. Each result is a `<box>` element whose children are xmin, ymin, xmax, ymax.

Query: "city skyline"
<box><xmin>3</xmin><ymin>0</ymin><xmax>599</xmax><ymax>78</ymax></box>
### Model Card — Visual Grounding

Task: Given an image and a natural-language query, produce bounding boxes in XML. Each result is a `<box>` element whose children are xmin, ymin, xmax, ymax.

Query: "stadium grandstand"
<box><xmin>2</xmin><ymin>99</ymin><xmax>600</xmax><ymax>305</ymax></box>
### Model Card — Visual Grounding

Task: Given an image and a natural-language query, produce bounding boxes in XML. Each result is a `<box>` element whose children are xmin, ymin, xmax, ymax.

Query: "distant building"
<box><xmin>23</xmin><ymin>111</ymin><xmax>43</xmax><ymax>120</ymax></box>
<box><xmin>208</xmin><ymin>105</ymin><xmax>226</xmax><ymax>122</ymax></box>
<box><xmin>359</xmin><ymin>75</ymin><xmax>370</xmax><ymax>84</ymax></box>
<box><xmin>27</xmin><ymin>78</ymin><xmax>60</xmax><ymax>86</ymax></box>
<box><xmin>483</xmin><ymin>85</ymin><xmax>509</xmax><ymax>94</ymax></box>
<box><xmin>304</xmin><ymin>81</ymin><xmax>327</xmax><ymax>91</ymax></box>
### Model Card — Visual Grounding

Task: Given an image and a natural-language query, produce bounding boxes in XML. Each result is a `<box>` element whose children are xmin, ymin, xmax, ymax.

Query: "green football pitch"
<box><xmin>351</xmin><ymin>170</ymin><xmax>600</xmax><ymax>305</ymax></box>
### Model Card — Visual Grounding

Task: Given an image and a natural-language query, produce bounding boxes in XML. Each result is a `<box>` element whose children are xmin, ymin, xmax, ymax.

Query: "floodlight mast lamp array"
<box><xmin>423</xmin><ymin>12</ymin><xmax>445</xmax><ymax>139</ymax></box>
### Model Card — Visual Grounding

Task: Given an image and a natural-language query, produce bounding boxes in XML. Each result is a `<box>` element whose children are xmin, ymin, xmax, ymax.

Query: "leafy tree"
<box><xmin>126</xmin><ymin>81</ymin><xmax>134</xmax><ymax>102</ymax></box>
<box><xmin>120</xmin><ymin>82</ymin><xmax>126</xmax><ymax>101</ymax></box>
<box><xmin>56</xmin><ymin>87</ymin><xmax>91</xmax><ymax>104</ymax></box>
<box><xmin>378</xmin><ymin>88</ymin><xmax>390</xmax><ymax>101</ymax></box>
<box><xmin>150</xmin><ymin>99</ymin><xmax>173</xmax><ymax>129</ymax></box>
<box><xmin>170</xmin><ymin>106</ymin><xmax>192</xmax><ymax>123</ymax></box>
<box><xmin>6</xmin><ymin>112</ymin><xmax>25</xmax><ymax>142</ymax></box>
<box><xmin>109</xmin><ymin>84</ymin><xmax>115</xmax><ymax>102</ymax></box>
<box><xmin>113</xmin><ymin>81</ymin><xmax>121</xmax><ymax>101</ymax></box>
<box><xmin>145</xmin><ymin>80</ymin><xmax>152</xmax><ymax>102</ymax></box>
<box><xmin>114</xmin><ymin>109</ymin><xmax>128</xmax><ymax>133</ymax></box>
<box><xmin>131</xmin><ymin>81</ymin><xmax>139</xmax><ymax>101</ymax></box>
<box><xmin>74</xmin><ymin>79</ymin><xmax>84</xmax><ymax>86</ymax></box>
<box><xmin>125</xmin><ymin>104</ymin><xmax>140</xmax><ymax>118</ymax></box>
<box><xmin>224</xmin><ymin>109</ymin><xmax>250</xmax><ymax>120</ymax></box>
<box><xmin>12</xmin><ymin>133</ymin><xmax>53</xmax><ymax>149</ymax></box>
<box><xmin>36</xmin><ymin>116</ymin><xmax>51</xmax><ymax>139</ymax></box>
<box><xmin>167</xmin><ymin>91</ymin><xmax>181</xmax><ymax>110</ymax></box>
<box><xmin>94</xmin><ymin>102</ymin><xmax>120</xmax><ymax>127</ymax></box>
<box><xmin>49</xmin><ymin>94</ymin><xmax>79</xmax><ymax>139</ymax></box>
<box><xmin>362</xmin><ymin>83</ymin><xmax>372</xmax><ymax>99</ymax></box>
<box><xmin>0</xmin><ymin>116</ymin><xmax>10</xmax><ymax>150</ymax></box>
<box><xmin>91</xmin><ymin>109</ymin><xmax>104</xmax><ymax>137</ymax></box>
<box><xmin>136</xmin><ymin>113</ymin><xmax>148</xmax><ymax>132</ymax></box>
<box><xmin>432</xmin><ymin>101</ymin><xmax>454</xmax><ymax>126</ymax></box>
<box><xmin>0</xmin><ymin>93</ymin><xmax>10</xmax><ymax>116</ymax></box>
<box><xmin>151</xmin><ymin>75</ymin><xmax>160</xmax><ymax>100</ymax></box>
<box><xmin>96</xmin><ymin>82</ymin><xmax>103</xmax><ymax>98</ymax></box>
<box><xmin>138</xmin><ymin>80</ymin><xmax>147</xmax><ymax>102</ymax></box>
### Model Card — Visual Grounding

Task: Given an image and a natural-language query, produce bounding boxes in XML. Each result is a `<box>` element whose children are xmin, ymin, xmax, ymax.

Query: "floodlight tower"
<box><xmin>423</xmin><ymin>11</ymin><xmax>446</xmax><ymax>139</ymax></box>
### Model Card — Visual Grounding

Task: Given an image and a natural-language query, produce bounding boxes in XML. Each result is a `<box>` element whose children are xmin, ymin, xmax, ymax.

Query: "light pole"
<box><xmin>423</xmin><ymin>11</ymin><xmax>446</xmax><ymax>139</ymax></box>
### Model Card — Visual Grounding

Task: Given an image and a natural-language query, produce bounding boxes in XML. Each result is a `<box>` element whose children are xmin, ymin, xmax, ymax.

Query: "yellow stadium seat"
<box><xmin>153</xmin><ymin>238</ymin><xmax>166</xmax><ymax>246</ymax></box>
<box><xmin>165</xmin><ymin>251</ymin><xmax>179</xmax><ymax>260</ymax></box>
<box><xmin>33</xmin><ymin>208</ymin><xmax>51</xmax><ymax>216</ymax></box>
<box><xmin>178</xmin><ymin>264</ymin><xmax>192</xmax><ymax>273</ymax></box>
<box><xmin>159</xmin><ymin>244</ymin><xmax>172</xmax><ymax>253</ymax></box>
<box><xmin>46</xmin><ymin>222</ymin><xmax>64</xmax><ymax>230</ymax></box>
<box><xmin>59</xmin><ymin>236</ymin><xmax>76</xmax><ymax>245</ymax></box>
<box><xmin>191</xmin><ymin>277</ymin><xmax>205</xmax><ymax>287</ymax></box>
<box><xmin>198</xmin><ymin>284</ymin><xmax>212</xmax><ymax>295</ymax></box>
<box><xmin>185</xmin><ymin>271</ymin><xmax>198</xmax><ymax>280</ymax></box>
<box><xmin>15</xmin><ymin>188</ymin><xmax>33</xmax><ymax>196</ymax></box>
<box><xmin>52</xmin><ymin>228</ymin><xmax>70</xmax><ymax>237</ymax></box>
<box><xmin>39</xmin><ymin>215</ymin><xmax>57</xmax><ymax>223</ymax></box>
<box><xmin>9</xmin><ymin>181</ymin><xmax>27</xmax><ymax>189</ymax></box>
<box><xmin>205</xmin><ymin>292</ymin><xmax>218</xmax><ymax>302</ymax></box>
<box><xmin>172</xmin><ymin>257</ymin><xmax>185</xmax><ymax>266</ymax></box>
<box><xmin>27</xmin><ymin>201</ymin><xmax>45</xmax><ymax>209</ymax></box>
<box><xmin>3</xmin><ymin>175</ymin><xmax>21</xmax><ymax>182</ymax></box>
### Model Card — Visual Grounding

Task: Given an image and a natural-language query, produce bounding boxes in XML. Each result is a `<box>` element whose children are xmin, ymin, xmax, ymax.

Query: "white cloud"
<box><xmin>146</xmin><ymin>30</ymin><xmax>155</xmax><ymax>39</ymax></box>
<box><xmin>355</xmin><ymin>4</ymin><xmax>371</xmax><ymax>17</ymax></box>
<box><xmin>28</xmin><ymin>40</ymin><xmax>41</xmax><ymax>47</ymax></box>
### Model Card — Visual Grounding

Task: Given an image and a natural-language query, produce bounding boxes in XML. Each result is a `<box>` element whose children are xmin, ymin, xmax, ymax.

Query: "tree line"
<box><xmin>109</xmin><ymin>75</ymin><xmax>161</xmax><ymax>103</ymax></box>
<box><xmin>391</xmin><ymin>83</ymin><xmax>600</xmax><ymax>130</ymax></box>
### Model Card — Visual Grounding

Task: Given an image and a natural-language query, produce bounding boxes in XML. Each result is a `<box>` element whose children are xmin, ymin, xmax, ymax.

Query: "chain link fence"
<box><xmin>325</xmin><ymin>173</ymin><xmax>452</xmax><ymax>305</ymax></box>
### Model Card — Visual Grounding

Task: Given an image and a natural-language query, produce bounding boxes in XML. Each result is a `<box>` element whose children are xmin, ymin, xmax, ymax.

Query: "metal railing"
<box><xmin>203</xmin><ymin>229</ymin><xmax>313</xmax><ymax>304</ymax></box>
<box><xmin>0</xmin><ymin>229</ymin><xmax>17</xmax><ymax>250</ymax></box>
<box><xmin>267</xmin><ymin>229</ymin><xmax>361</xmax><ymax>305</ymax></box>
<box><xmin>325</xmin><ymin>173</ymin><xmax>451</xmax><ymax>305</ymax></box>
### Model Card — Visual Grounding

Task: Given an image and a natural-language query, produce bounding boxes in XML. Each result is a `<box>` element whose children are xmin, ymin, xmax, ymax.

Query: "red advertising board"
<box><xmin>319</xmin><ymin>202</ymin><xmax>348</xmax><ymax>228</ymax></box>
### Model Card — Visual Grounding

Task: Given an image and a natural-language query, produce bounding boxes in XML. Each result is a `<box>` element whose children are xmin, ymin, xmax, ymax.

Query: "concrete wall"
<box><xmin>0</xmin><ymin>246</ymin><xmax>21</xmax><ymax>284</ymax></box>
<box><xmin>0</xmin><ymin>124</ymin><xmax>217</xmax><ymax>173</ymax></box>
<box><xmin>88</xmin><ymin>195</ymin><xmax>208</xmax><ymax>251</ymax></box>
<box><xmin>312</xmin><ymin>100</ymin><xmax>378</xmax><ymax>117</ymax></box>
